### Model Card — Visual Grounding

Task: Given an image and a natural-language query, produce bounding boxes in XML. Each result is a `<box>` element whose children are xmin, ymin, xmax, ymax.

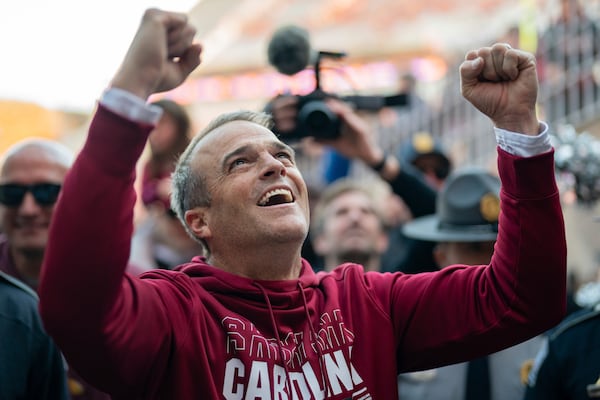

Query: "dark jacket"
<box><xmin>0</xmin><ymin>270</ymin><xmax>69</xmax><ymax>399</ymax></box>
<box><xmin>524</xmin><ymin>305</ymin><xmax>600</xmax><ymax>400</ymax></box>
<box><xmin>381</xmin><ymin>163</ymin><xmax>438</xmax><ymax>273</ymax></box>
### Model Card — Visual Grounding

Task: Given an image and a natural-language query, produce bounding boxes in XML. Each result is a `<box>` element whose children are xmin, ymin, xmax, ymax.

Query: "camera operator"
<box><xmin>265</xmin><ymin>24</ymin><xmax>414</xmax><ymax>195</ymax></box>
<box><xmin>268</xmin><ymin>94</ymin><xmax>438</xmax><ymax>272</ymax></box>
<box><xmin>268</xmin><ymin>96</ymin><xmax>396</xmax><ymax>177</ymax></box>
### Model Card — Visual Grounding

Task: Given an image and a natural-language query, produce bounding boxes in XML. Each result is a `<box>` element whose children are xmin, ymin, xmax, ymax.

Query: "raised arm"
<box><xmin>38</xmin><ymin>9</ymin><xmax>201</xmax><ymax>393</ymax></box>
<box><xmin>388</xmin><ymin>44</ymin><xmax>566</xmax><ymax>371</ymax></box>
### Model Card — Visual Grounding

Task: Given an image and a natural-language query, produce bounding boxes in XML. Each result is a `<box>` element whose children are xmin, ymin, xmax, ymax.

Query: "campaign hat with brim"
<box><xmin>403</xmin><ymin>167</ymin><xmax>501</xmax><ymax>242</ymax></box>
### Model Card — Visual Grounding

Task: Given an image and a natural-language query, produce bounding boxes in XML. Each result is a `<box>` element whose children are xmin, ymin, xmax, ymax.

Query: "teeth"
<box><xmin>258</xmin><ymin>188</ymin><xmax>293</xmax><ymax>206</ymax></box>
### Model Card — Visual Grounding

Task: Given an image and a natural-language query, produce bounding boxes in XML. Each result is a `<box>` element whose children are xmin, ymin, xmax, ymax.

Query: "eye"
<box><xmin>335</xmin><ymin>207</ymin><xmax>350</xmax><ymax>217</ymax></box>
<box><xmin>276</xmin><ymin>152</ymin><xmax>294</xmax><ymax>163</ymax></box>
<box><xmin>229</xmin><ymin>158</ymin><xmax>248</xmax><ymax>170</ymax></box>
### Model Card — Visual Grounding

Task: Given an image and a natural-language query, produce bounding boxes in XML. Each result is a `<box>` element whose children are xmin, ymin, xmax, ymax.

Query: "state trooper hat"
<box><xmin>403</xmin><ymin>167</ymin><xmax>501</xmax><ymax>242</ymax></box>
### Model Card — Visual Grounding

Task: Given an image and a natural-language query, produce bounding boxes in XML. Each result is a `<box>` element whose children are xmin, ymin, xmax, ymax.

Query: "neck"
<box><xmin>10</xmin><ymin>247</ymin><xmax>43</xmax><ymax>290</ymax></box>
<box><xmin>326</xmin><ymin>251</ymin><xmax>380</xmax><ymax>272</ymax></box>
<box><xmin>208</xmin><ymin>242</ymin><xmax>304</xmax><ymax>280</ymax></box>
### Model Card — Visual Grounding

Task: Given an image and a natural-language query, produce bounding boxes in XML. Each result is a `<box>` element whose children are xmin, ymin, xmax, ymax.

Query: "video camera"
<box><xmin>266</xmin><ymin>25</ymin><xmax>409</xmax><ymax>141</ymax></box>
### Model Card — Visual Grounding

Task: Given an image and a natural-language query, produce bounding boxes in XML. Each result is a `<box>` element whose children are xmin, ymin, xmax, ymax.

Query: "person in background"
<box><xmin>397</xmin><ymin>131</ymin><xmax>452</xmax><ymax>191</ymax></box>
<box><xmin>129</xmin><ymin>193</ymin><xmax>205</xmax><ymax>271</ymax></box>
<box><xmin>379</xmin><ymin>131</ymin><xmax>453</xmax><ymax>274</ymax></box>
<box><xmin>39</xmin><ymin>9</ymin><xmax>566</xmax><ymax>399</ymax></box>
<box><xmin>0</xmin><ymin>139</ymin><xmax>73</xmax><ymax>291</ymax></box>
<box><xmin>271</xmin><ymin>101</ymin><xmax>439</xmax><ymax>275</ymax></box>
<box><xmin>129</xmin><ymin>179</ymin><xmax>205</xmax><ymax>271</ymax></box>
<box><xmin>523</xmin><ymin>253</ymin><xmax>600</xmax><ymax>399</ymax></box>
<box><xmin>0</xmin><ymin>138</ymin><xmax>111</xmax><ymax>399</ymax></box>
<box><xmin>268</xmin><ymin>95</ymin><xmax>439</xmax><ymax>273</ymax></box>
<box><xmin>140</xmin><ymin>98</ymin><xmax>191</xmax><ymax>208</ymax></box>
<box><xmin>399</xmin><ymin>167</ymin><xmax>544</xmax><ymax>400</ymax></box>
<box><xmin>0</xmin><ymin>270</ymin><xmax>69</xmax><ymax>399</ymax></box>
<box><xmin>129</xmin><ymin>98</ymin><xmax>204</xmax><ymax>271</ymax></box>
<box><xmin>523</xmin><ymin>303</ymin><xmax>600</xmax><ymax>400</ymax></box>
<box><xmin>310</xmin><ymin>178</ymin><xmax>390</xmax><ymax>272</ymax></box>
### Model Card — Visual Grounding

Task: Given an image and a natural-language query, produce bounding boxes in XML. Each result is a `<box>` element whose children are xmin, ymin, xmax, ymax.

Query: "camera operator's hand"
<box><xmin>460</xmin><ymin>43</ymin><xmax>540</xmax><ymax>136</ymax></box>
<box><xmin>318</xmin><ymin>99</ymin><xmax>377</xmax><ymax>159</ymax></box>
<box><xmin>110</xmin><ymin>9</ymin><xmax>202</xmax><ymax>100</ymax></box>
<box><xmin>268</xmin><ymin>95</ymin><xmax>299</xmax><ymax>134</ymax></box>
<box><xmin>318</xmin><ymin>99</ymin><xmax>400</xmax><ymax>180</ymax></box>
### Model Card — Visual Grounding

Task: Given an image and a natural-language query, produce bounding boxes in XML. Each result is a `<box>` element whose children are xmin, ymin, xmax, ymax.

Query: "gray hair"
<box><xmin>170</xmin><ymin>110</ymin><xmax>274</xmax><ymax>254</ymax></box>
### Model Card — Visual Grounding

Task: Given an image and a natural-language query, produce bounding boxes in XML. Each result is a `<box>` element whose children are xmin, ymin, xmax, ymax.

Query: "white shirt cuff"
<box><xmin>494</xmin><ymin>122</ymin><xmax>552</xmax><ymax>157</ymax></box>
<box><xmin>100</xmin><ymin>88</ymin><xmax>163</xmax><ymax>125</ymax></box>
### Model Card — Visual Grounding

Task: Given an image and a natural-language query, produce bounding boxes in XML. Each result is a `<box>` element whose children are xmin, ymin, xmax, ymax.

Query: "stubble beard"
<box><xmin>336</xmin><ymin>248</ymin><xmax>374</xmax><ymax>267</ymax></box>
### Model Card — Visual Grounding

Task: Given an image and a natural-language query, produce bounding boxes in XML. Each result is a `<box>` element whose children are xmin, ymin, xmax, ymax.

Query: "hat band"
<box><xmin>437</xmin><ymin>221</ymin><xmax>498</xmax><ymax>234</ymax></box>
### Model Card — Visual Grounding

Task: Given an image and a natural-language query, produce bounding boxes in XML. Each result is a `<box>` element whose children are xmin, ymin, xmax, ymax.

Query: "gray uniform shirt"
<box><xmin>398</xmin><ymin>336</ymin><xmax>543</xmax><ymax>400</ymax></box>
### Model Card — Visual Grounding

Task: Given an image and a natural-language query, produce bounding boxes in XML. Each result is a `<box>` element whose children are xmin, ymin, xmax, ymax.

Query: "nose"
<box><xmin>260</xmin><ymin>153</ymin><xmax>287</xmax><ymax>179</ymax></box>
<box><xmin>347</xmin><ymin>208</ymin><xmax>365</xmax><ymax>224</ymax></box>
<box><xmin>18</xmin><ymin>192</ymin><xmax>43</xmax><ymax>215</ymax></box>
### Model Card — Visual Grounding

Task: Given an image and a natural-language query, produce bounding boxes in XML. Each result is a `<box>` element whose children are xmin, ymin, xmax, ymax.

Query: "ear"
<box><xmin>185</xmin><ymin>207</ymin><xmax>211</xmax><ymax>240</ymax></box>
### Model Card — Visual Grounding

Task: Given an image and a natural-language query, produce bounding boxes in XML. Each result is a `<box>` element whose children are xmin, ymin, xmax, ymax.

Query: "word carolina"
<box><xmin>221</xmin><ymin>310</ymin><xmax>373</xmax><ymax>399</ymax></box>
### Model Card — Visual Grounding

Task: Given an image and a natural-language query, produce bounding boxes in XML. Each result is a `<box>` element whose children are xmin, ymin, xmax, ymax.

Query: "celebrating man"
<box><xmin>39</xmin><ymin>9</ymin><xmax>566</xmax><ymax>400</ymax></box>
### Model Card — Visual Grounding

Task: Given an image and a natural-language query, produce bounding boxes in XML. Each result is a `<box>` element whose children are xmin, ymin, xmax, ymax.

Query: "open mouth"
<box><xmin>257</xmin><ymin>188</ymin><xmax>294</xmax><ymax>206</ymax></box>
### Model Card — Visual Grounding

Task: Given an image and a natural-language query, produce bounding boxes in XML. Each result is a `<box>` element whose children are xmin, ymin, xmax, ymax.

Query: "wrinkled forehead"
<box><xmin>330</xmin><ymin>190</ymin><xmax>374</xmax><ymax>210</ymax></box>
<box><xmin>190</xmin><ymin>120</ymin><xmax>289</xmax><ymax>166</ymax></box>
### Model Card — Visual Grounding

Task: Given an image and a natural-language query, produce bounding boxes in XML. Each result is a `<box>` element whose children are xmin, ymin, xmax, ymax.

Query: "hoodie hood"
<box><xmin>164</xmin><ymin>256</ymin><xmax>332</xmax><ymax>395</ymax></box>
<box><xmin>165</xmin><ymin>256</ymin><xmax>321</xmax><ymax>310</ymax></box>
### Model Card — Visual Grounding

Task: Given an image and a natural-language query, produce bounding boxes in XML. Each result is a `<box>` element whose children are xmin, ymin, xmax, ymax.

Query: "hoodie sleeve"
<box><xmin>38</xmin><ymin>105</ymin><xmax>181</xmax><ymax>395</ymax></box>
<box><xmin>370</xmin><ymin>148</ymin><xmax>566</xmax><ymax>372</ymax></box>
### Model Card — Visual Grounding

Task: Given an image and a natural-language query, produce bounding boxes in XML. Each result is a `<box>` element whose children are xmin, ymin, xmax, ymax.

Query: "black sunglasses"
<box><xmin>0</xmin><ymin>183</ymin><xmax>62</xmax><ymax>207</ymax></box>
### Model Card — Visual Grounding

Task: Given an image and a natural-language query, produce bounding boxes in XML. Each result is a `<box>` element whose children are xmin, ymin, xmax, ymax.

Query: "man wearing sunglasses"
<box><xmin>0</xmin><ymin>139</ymin><xmax>112</xmax><ymax>399</ymax></box>
<box><xmin>0</xmin><ymin>139</ymin><xmax>72</xmax><ymax>290</ymax></box>
<box><xmin>0</xmin><ymin>138</ymin><xmax>71</xmax><ymax>398</ymax></box>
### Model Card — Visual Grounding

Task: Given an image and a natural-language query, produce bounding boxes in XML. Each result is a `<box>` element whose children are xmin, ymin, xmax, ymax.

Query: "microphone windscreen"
<box><xmin>267</xmin><ymin>25</ymin><xmax>311</xmax><ymax>76</ymax></box>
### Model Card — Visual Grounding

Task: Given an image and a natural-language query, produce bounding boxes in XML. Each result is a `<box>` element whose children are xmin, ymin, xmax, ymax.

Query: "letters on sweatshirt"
<box><xmin>222</xmin><ymin>309</ymin><xmax>372</xmax><ymax>399</ymax></box>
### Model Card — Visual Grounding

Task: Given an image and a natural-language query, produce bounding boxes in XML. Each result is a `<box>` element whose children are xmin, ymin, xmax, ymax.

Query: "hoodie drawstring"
<box><xmin>253</xmin><ymin>281</ymin><xmax>332</xmax><ymax>398</ymax></box>
<box><xmin>297</xmin><ymin>281</ymin><xmax>332</xmax><ymax>398</ymax></box>
<box><xmin>254</xmin><ymin>282</ymin><xmax>293</xmax><ymax>396</ymax></box>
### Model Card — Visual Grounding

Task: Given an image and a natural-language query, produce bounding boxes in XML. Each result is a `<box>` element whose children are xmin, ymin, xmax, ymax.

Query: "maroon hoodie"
<box><xmin>39</xmin><ymin>105</ymin><xmax>566</xmax><ymax>399</ymax></box>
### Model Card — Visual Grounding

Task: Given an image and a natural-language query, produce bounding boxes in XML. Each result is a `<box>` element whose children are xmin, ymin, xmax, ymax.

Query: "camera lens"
<box><xmin>298</xmin><ymin>100</ymin><xmax>340</xmax><ymax>139</ymax></box>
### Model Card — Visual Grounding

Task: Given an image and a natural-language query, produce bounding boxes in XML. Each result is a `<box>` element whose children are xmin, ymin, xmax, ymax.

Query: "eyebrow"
<box><xmin>221</xmin><ymin>141</ymin><xmax>296</xmax><ymax>170</ymax></box>
<box><xmin>272</xmin><ymin>141</ymin><xmax>296</xmax><ymax>157</ymax></box>
<box><xmin>222</xmin><ymin>145</ymin><xmax>251</xmax><ymax>170</ymax></box>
